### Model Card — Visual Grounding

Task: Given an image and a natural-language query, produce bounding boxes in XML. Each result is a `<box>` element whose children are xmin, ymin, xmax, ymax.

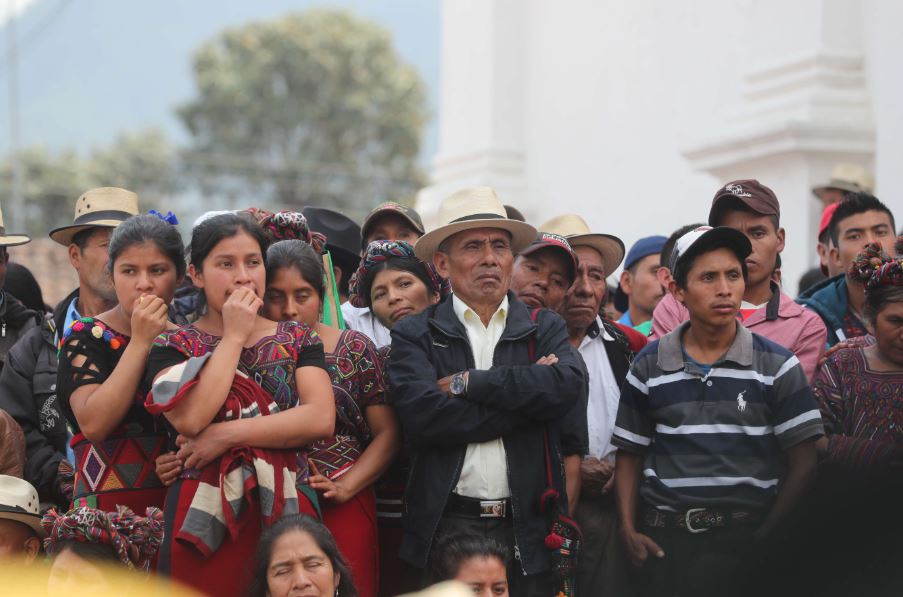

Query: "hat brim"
<box><xmin>0</xmin><ymin>509</ymin><xmax>45</xmax><ymax>538</ymax></box>
<box><xmin>361</xmin><ymin>210</ymin><xmax>425</xmax><ymax>247</ymax></box>
<box><xmin>674</xmin><ymin>227</ymin><xmax>752</xmax><ymax>275</ymax></box>
<box><xmin>49</xmin><ymin>220</ymin><xmax>127</xmax><ymax>246</ymax></box>
<box><xmin>0</xmin><ymin>235</ymin><xmax>31</xmax><ymax>247</ymax></box>
<box><xmin>414</xmin><ymin>219</ymin><xmax>538</xmax><ymax>261</ymax></box>
<box><xmin>564</xmin><ymin>234</ymin><xmax>625</xmax><ymax>278</ymax></box>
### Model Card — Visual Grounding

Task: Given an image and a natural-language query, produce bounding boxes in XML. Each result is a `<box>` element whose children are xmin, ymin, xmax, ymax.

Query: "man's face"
<box><xmin>510</xmin><ymin>247</ymin><xmax>572</xmax><ymax>310</ymax></box>
<box><xmin>0</xmin><ymin>519</ymin><xmax>40</xmax><ymax>564</ymax></box>
<box><xmin>69</xmin><ymin>228</ymin><xmax>116</xmax><ymax>303</ymax></box>
<box><xmin>433</xmin><ymin>228</ymin><xmax>514</xmax><ymax>309</ymax></box>
<box><xmin>561</xmin><ymin>246</ymin><xmax>607</xmax><ymax>331</ymax></box>
<box><xmin>830</xmin><ymin>210</ymin><xmax>895</xmax><ymax>273</ymax></box>
<box><xmin>717</xmin><ymin>210</ymin><xmax>784</xmax><ymax>293</ymax></box>
<box><xmin>620</xmin><ymin>253</ymin><xmax>664</xmax><ymax>320</ymax></box>
<box><xmin>673</xmin><ymin>248</ymin><xmax>745</xmax><ymax>329</ymax></box>
<box><xmin>364</xmin><ymin>213</ymin><xmax>422</xmax><ymax>246</ymax></box>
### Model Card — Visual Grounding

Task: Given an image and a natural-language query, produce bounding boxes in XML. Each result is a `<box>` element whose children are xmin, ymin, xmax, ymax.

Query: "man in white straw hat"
<box><xmin>0</xmin><ymin>475</ymin><xmax>44</xmax><ymax>564</ymax></box>
<box><xmin>541</xmin><ymin>213</ymin><xmax>645</xmax><ymax>597</ymax></box>
<box><xmin>389</xmin><ymin>187</ymin><xmax>586</xmax><ymax>596</ymax></box>
<box><xmin>811</xmin><ymin>163</ymin><xmax>875</xmax><ymax>207</ymax></box>
<box><xmin>0</xmin><ymin>188</ymin><xmax>139</xmax><ymax>509</ymax></box>
<box><xmin>0</xmin><ymin>203</ymin><xmax>41</xmax><ymax>371</ymax></box>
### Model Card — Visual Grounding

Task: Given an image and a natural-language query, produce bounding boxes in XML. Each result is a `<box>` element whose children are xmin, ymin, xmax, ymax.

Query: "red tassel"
<box><xmin>540</xmin><ymin>488</ymin><xmax>560</xmax><ymax>514</ymax></box>
<box><xmin>545</xmin><ymin>533</ymin><xmax>565</xmax><ymax>549</ymax></box>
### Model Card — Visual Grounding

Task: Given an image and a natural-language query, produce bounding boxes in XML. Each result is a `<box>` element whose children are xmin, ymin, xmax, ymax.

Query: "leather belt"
<box><xmin>643</xmin><ymin>506</ymin><xmax>763</xmax><ymax>534</ymax></box>
<box><xmin>445</xmin><ymin>494</ymin><xmax>511</xmax><ymax>519</ymax></box>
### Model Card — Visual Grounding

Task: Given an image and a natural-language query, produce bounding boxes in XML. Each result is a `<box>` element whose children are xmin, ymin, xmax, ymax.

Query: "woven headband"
<box><xmin>348</xmin><ymin>240</ymin><xmax>450</xmax><ymax>308</ymax></box>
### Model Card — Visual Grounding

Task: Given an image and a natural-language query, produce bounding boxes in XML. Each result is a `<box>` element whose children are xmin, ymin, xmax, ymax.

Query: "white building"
<box><xmin>417</xmin><ymin>0</ymin><xmax>903</xmax><ymax>291</ymax></box>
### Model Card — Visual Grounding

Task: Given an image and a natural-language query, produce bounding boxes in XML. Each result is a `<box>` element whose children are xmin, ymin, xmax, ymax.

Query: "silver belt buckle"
<box><xmin>684</xmin><ymin>508</ymin><xmax>709</xmax><ymax>534</ymax></box>
<box><xmin>479</xmin><ymin>499</ymin><xmax>506</xmax><ymax>518</ymax></box>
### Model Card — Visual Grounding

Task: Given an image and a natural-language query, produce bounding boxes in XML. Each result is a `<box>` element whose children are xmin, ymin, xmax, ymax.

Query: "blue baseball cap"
<box><xmin>624</xmin><ymin>236</ymin><xmax>667</xmax><ymax>271</ymax></box>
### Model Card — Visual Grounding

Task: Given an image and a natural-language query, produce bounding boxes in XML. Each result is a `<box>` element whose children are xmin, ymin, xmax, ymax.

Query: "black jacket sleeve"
<box><xmin>388</xmin><ymin>321</ymin><xmax>531</xmax><ymax>447</ymax></box>
<box><xmin>465</xmin><ymin>309</ymin><xmax>584</xmax><ymax>421</ymax></box>
<box><xmin>0</xmin><ymin>329</ymin><xmax>65</xmax><ymax>504</ymax></box>
<box><xmin>558</xmin><ymin>350</ymin><xmax>589</xmax><ymax>457</ymax></box>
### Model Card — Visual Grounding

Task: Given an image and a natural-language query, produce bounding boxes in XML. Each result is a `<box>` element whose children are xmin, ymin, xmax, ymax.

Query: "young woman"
<box><xmin>428</xmin><ymin>534</ymin><xmax>510</xmax><ymax>597</ymax></box>
<box><xmin>347</xmin><ymin>240</ymin><xmax>448</xmax><ymax>597</ymax></box>
<box><xmin>57</xmin><ymin>214</ymin><xmax>184</xmax><ymax>513</ymax></box>
<box><xmin>43</xmin><ymin>505</ymin><xmax>164</xmax><ymax>592</ymax></box>
<box><xmin>263</xmin><ymin>239</ymin><xmax>398</xmax><ymax>597</ymax></box>
<box><xmin>246</xmin><ymin>514</ymin><xmax>358</xmax><ymax>597</ymax></box>
<box><xmin>144</xmin><ymin>213</ymin><xmax>334</xmax><ymax>596</ymax></box>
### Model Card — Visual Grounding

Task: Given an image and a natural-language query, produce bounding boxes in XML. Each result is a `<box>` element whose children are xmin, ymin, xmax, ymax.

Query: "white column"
<box><xmin>416</xmin><ymin>0</ymin><xmax>528</xmax><ymax>227</ymax></box>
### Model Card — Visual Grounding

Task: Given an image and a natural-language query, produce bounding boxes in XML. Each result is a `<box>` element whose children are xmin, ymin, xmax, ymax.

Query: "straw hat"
<box><xmin>540</xmin><ymin>214</ymin><xmax>625</xmax><ymax>276</ymax></box>
<box><xmin>414</xmin><ymin>187</ymin><xmax>536</xmax><ymax>261</ymax></box>
<box><xmin>49</xmin><ymin>187</ymin><xmax>140</xmax><ymax>246</ymax></box>
<box><xmin>0</xmin><ymin>475</ymin><xmax>44</xmax><ymax>537</ymax></box>
<box><xmin>0</xmin><ymin>204</ymin><xmax>31</xmax><ymax>247</ymax></box>
<box><xmin>812</xmin><ymin>164</ymin><xmax>875</xmax><ymax>199</ymax></box>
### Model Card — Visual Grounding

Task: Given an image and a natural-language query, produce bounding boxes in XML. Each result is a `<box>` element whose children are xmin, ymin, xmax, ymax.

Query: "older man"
<box><xmin>543</xmin><ymin>214</ymin><xmax>644</xmax><ymax>596</ymax></box>
<box><xmin>0</xmin><ymin>188</ymin><xmax>138</xmax><ymax>507</ymax></box>
<box><xmin>510</xmin><ymin>232</ymin><xmax>578</xmax><ymax>311</ymax></box>
<box><xmin>389</xmin><ymin>188</ymin><xmax>585</xmax><ymax>596</ymax></box>
<box><xmin>0</xmin><ymin>475</ymin><xmax>43</xmax><ymax>565</ymax></box>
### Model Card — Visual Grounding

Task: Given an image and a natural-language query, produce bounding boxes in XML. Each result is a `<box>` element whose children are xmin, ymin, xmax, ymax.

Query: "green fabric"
<box><xmin>320</xmin><ymin>251</ymin><xmax>345</xmax><ymax>330</ymax></box>
<box><xmin>634</xmin><ymin>319</ymin><xmax>653</xmax><ymax>337</ymax></box>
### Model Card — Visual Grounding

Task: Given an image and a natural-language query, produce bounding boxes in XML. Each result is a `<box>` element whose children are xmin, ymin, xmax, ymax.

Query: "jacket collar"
<box><xmin>658</xmin><ymin>320</ymin><xmax>753</xmax><ymax>372</ymax></box>
<box><xmin>429</xmin><ymin>290</ymin><xmax>536</xmax><ymax>341</ymax></box>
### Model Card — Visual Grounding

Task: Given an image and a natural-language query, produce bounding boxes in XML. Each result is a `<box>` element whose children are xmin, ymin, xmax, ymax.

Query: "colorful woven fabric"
<box><xmin>42</xmin><ymin>505</ymin><xmax>164</xmax><ymax>571</ymax></box>
<box><xmin>307</xmin><ymin>329</ymin><xmax>388</xmax><ymax>479</ymax></box>
<box><xmin>348</xmin><ymin>240</ymin><xmax>450</xmax><ymax>308</ymax></box>
<box><xmin>147</xmin><ymin>366</ymin><xmax>300</xmax><ymax>557</ymax></box>
<box><xmin>246</xmin><ymin>208</ymin><xmax>326</xmax><ymax>253</ymax></box>
<box><xmin>848</xmin><ymin>241</ymin><xmax>903</xmax><ymax>291</ymax></box>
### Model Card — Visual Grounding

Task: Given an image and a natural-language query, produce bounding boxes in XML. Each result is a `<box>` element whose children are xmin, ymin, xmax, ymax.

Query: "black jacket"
<box><xmin>387</xmin><ymin>292</ymin><xmax>585</xmax><ymax>573</ymax></box>
<box><xmin>0</xmin><ymin>290</ymin><xmax>75</xmax><ymax>506</ymax></box>
<box><xmin>0</xmin><ymin>291</ymin><xmax>40</xmax><ymax>370</ymax></box>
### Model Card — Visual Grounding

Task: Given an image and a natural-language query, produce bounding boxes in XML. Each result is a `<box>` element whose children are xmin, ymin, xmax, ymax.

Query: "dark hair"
<box><xmin>661</xmin><ymin>223</ymin><xmax>705</xmax><ymax>270</ymax></box>
<box><xmin>862</xmin><ymin>285</ymin><xmax>903</xmax><ymax>325</ymax></box>
<box><xmin>245</xmin><ymin>514</ymin><xmax>357</xmax><ymax>597</ymax></box>
<box><xmin>359</xmin><ymin>258</ymin><xmax>438</xmax><ymax>311</ymax></box>
<box><xmin>266</xmin><ymin>240</ymin><xmax>325</xmax><ymax>300</ymax></box>
<box><xmin>4</xmin><ymin>262</ymin><xmax>48</xmax><ymax>313</ymax></box>
<box><xmin>56</xmin><ymin>539</ymin><xmax>119</xmax><ymax>564</ymax></box>
<box><xmin>107</xmin><ymin>215</ymin><xmax>186</xmax><ymax>279</ymax></box>
<box><xmin>189</xmin><ymin>213</ymin><xmax>269</xmax><ymax>273</ymax></box>
<box><xmin>829</xmin><ymin>193</ymin><xmax>896</xmax><ymax>246</ymax></box>
<box><xmin>71</xmin><ymin>227</ymin><xmax>108</xmax><ymax>252</ymax></box>
<box><xmin>429</xmin><ymin>534</ymin><xmax>509</xmax><ymax>583</ymax></box>
<box><xmin>798</xmin><ymin>266</ymin><xmax>826</xmax><ymax>297</ymax></box>
<box><xmin>673</xmin><ymin>247</ymin><xmax>749</xmax><ymax>290</ymax></box>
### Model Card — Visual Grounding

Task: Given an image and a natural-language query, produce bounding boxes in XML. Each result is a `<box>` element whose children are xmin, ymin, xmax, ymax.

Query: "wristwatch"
<box><xmin>449</xmin><ymin>372</ymin><xmax>468</xmax><ymax>398</ymax></box>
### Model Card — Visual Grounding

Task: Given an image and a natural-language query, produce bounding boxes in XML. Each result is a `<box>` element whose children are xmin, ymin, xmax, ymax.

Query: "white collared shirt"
<box><xmin>452</xmin><ymin>294</ymin><xmax>511</xmax><ymax>499</ymax></box>
<box><xmin>580</xmin><ymin>316</ymin><xmax>621</xmax><ymax>461</ymax></box>
<box><xmin>341</xmin><ymin>302</ymin><xmax>393</xmax><ymax>348</ymax></box>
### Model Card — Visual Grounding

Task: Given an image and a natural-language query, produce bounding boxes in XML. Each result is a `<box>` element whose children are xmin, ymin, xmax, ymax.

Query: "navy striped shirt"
<box><xmin>612</xmin><ymin>321</ymin><xmax>823</xmax><ymax>511</ymax></box>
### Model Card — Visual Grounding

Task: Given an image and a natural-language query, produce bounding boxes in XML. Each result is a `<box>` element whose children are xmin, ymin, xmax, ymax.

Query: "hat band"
<box><xmin>0</xmin><ymin>504</ymin><xmax>38</xmax><ymax>517</ymax></box>
<box><xmin>72</xmin><ymin>209</ymin><xmax>134</xmax><ymax>226</ymax></box>
<box><xmin>449</xmin><ymin>212</ymin><xmax>508</xmax><ymax>224</ymax></box>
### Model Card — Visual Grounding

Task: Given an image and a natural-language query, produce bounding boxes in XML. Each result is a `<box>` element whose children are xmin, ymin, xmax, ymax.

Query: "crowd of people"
<box><xmin>0</xmin><ymin>164</ymin><xmax>900</xmax><ymax>597</ymax></box>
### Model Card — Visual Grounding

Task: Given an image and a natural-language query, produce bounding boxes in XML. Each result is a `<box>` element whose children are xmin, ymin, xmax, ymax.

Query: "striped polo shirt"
<box><xmin>612</xmin><ymin>321</ymin><xmax>824</xmax><ymax>512</ymax></box>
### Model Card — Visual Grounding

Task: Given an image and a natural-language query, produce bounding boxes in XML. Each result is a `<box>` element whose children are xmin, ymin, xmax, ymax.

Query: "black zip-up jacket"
<box><xmin>0</xmin><ymin>289</ymin><xmax>74</xmax><ymax>506</ymax></box>
<box><xmin>387</xmin><ymin>292</ymin><xmax>585</xmax><ymax>573</ymax></box>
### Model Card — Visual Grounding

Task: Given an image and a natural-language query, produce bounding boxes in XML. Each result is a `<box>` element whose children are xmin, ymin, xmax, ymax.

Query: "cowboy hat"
<box><xmin>50</xmin><ymin>187</ymin><xmax>140</xmax><ymax>246</ymax></box>
<box><xmin>414</xmin><ymin>187</ymin><xmax>536</xmax><ymax>261</ymax></box>
<box><xmin>0</xmin><ymin>204</ymin><xmax>31</xmax><ymax>247</ymax></box>
<box><xmin>0</xmin><ymin>475</ymin><xmax>44</xmax><ymax>537</ymax></box>
<box><xmin>540</xmin><ymin>214</ymin><xmax>625</xmax><ymax>276</ymax></box>
<box><xmin>812</xmin><ymin>164</ymin><xmax>875</xmax><ymax>199</ymax></box>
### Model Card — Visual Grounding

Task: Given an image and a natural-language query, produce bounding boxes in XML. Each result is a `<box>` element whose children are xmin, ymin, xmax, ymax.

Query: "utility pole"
<box><xmin>6</xmin><ymin>1</ymin><xmax>24</xmax><ymax>232</ymax></box>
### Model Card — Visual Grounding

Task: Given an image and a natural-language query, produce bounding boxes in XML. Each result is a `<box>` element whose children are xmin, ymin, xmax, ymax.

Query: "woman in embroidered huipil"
<box><xmin>57</xmin><ymin>214</ymin><xmax>185</xmax><ymax>514</ymax></box>
<box><xmin>262</xmin><ymin>238</ymin><xmax>398</xmax><ymax>597</ymax></box>
<box><xmin>814</xmin><ymin>240</ymin><xmax>903</xmax><ymax>468</ymax></box>
<box><xmin>143</xmin><ymin>213</ymin><xmax>334</xmax><ymax>597</ymax></box>
<box><xmin>345</xmin><ymin>240</ymin><xmax>449</xmax><ymax>597</ymax></box>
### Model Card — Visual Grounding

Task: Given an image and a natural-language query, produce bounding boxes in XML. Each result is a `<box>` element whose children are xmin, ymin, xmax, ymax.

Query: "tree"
<box><xmin>177</xmin><ymin>9</ymin><xmax>428</xmax><ymax>216</ymax></box>
<box><xmin>0</xmin><ymin>128</ymin><xmax>179</xmax><ymax>237</ymax></box>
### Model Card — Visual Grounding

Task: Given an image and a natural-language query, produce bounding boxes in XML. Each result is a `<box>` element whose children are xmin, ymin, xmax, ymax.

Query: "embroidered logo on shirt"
<box><xmin>737</xmin><ymin>390</ymin><xmax>748</xmax><ymax>413</ymax></box>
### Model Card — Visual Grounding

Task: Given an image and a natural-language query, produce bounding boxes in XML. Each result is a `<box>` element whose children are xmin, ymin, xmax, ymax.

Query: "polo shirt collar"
<box><xmin>452</xmin><ymin>293</ymin><xmax>509</xmax><ymax>326</ymax></box>
<box><xmin>658</xmin><ymin>320</ymin><xmax>753</xmax><ymax>372</ymax></box>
